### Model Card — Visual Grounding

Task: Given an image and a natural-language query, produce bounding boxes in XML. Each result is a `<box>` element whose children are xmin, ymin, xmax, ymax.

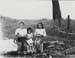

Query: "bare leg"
<box><xmin>27</xmin><ymin>45</ymin><xmax>30</xmax><ymax>53</ymax></box>
<box><xmin>40</xmin><ymin>43</ymin><xmax>43</xmax><ymax>53</ymax></box>
<box><xmin>30</xmin><ymin>43</ymin><xmax>34</xmax><ymax>53</ymax></box>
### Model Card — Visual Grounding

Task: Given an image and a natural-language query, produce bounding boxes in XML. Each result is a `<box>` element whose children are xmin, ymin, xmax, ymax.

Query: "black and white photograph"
<box><xmin>0</xmin><ymin>0</ymin><xmax>75</xmax><ymax>58</ymax></box>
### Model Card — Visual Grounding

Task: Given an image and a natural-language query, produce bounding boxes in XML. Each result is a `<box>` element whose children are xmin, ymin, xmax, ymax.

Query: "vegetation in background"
<box><xmin>1</xmin><ymin>16</ymin><xmax>75</xmax><ymax>56</ymax></box>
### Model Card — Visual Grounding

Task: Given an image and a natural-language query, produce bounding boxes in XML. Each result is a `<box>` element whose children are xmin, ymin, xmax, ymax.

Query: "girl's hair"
<box><xmin>37</xmin><ymin>22</ymin><xmax>44</xmax><ymax>29</ymax></box>
<box><xmin>19</xmin><ymin>22</ymin><xmax>25</xmax><ymax>25</ymax></box>
<box><xmin>27</xmin><ymin>27</ymin><xmax>33</xmax><ymax>33</ymax></box>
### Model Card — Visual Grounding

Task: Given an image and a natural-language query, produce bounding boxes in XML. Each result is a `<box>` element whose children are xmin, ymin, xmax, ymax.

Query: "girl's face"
<box><xmin>38</xmin><ymin>24</ymin><xmax>42</xmax><ymax>29</ymax></box>
<box><xmin>28</xmin><ymin>30</ymin><xmax>32</xmax><ymax>34</ymax></box>
<box><xmin>20</xmin><ymin>23</ymin><xmax>24</xmax><ymax>28</ymax></box>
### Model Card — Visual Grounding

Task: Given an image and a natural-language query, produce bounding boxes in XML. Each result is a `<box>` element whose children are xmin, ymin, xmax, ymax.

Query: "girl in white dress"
<box><xmin>26</xmin><ymin>27</ymin><xmax>34</xmax><ymax>53</ymax></box>
<box><xmin>34</xmin><ymin>22</ymin><xmax>47</xmax><ymax>52</ymax></box>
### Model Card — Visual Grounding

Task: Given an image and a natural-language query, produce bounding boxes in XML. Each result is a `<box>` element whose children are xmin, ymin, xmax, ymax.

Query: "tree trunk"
<box><xmin>52</xmin><ymin>0</ymin><xmax>61</xmax><ymax>27</ymax></box>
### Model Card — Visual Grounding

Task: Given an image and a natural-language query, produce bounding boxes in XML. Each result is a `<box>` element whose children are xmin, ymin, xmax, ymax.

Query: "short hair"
<box><xmin>37</xmin><ymin>22</ymin><xmax>44</xmax><ymax>29</ymax></box>
<box><xmin>19</xmin><ymin>22</ymin><xmax>25</xmax><ymax>25</ymax></box>
<box><xmin>27</xmin><ymin>27</ymin><xmax>33</xmax><ymax>33</ymax></box>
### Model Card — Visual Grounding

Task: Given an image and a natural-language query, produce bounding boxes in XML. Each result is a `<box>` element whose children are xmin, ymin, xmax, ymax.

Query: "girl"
<box><xmin>34</xmin><ymin>22</ymin><xmax>47</xmax><ymax>53</ymax></box>
<box><xmin>26</xmin><ymin>27</ymin><xmax>34</xmax><ymax>54</ymax></box>
<box><xmin>15</xmin><ymin>22</ymin><xmax>27</xmax><ymax>54</ymax></box>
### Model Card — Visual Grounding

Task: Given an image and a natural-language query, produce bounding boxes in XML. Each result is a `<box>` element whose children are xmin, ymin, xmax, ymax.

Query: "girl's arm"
<box><xmin>25</xmin><ymin>34</ymin><xmax>29</xmax><ymax>40</ymax></box>
<box><xmin>14</xmin><ymin>36</ymin><xmax>18</xmax><ymax>43</ymax></box>
<box><xmin>34</xmin><ymin>29</ymin><xmax>37</xmax><ymax>36</ymax></box>
<box><xmin>14</xmin><ymin>29</ymin><xmax>20</xmax><ymax>43</ymax></box>
<box><xmin>14</xmin><ymin>29</ymin><xmax>18</xmax><ymax>43</ymax></box>
<box><xmin>15</xmin><ymin>29</ymin><xmax>19</xmax><ymax>37</ymax></box>
<box><xmin>43</xmin><ymin>29</ymin><xmax>47</xmax><ymax>37</ymax></box>
<box><xmin>15</xmin><ymin>29</ymin><xmax>21</xmax><ymax>37</ymax></box>
<box><xmin>15</xmin><ymin>29</ymin><xmax>18</xmax><ymax>36</ymax></box>
<box><xmin>34</xmin><ymin>29</ymin><xmax>42</xmax><ymax>36</ymax></box>
<box><xmin>33</xmin><ymin>33</ymin><xmax>36</xmax><ymax>41</ymax></box>
<box><xmin>31</xmin><ymin>34</ymin><xmax>34</xmax><ymax>39</ymax></box>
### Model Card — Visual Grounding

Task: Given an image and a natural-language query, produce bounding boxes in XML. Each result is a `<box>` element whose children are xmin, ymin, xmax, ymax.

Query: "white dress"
<box><xmin>34</xmin><ymin>29</ymin><xmax>47</xmax><ymax>44</ymax></box>
<box><xmin>0</xmin><ymin>23</ymin><xmax>17</xmax><ymax>54</ymax></box>
<box><xmin>26</xmin><ymin>33</ymin><xmax>33</xmax><ymax>45</ymax></box>
<box><xmin>15</xmin><ymin>28</ymin><xmax>27</xmax><ymax>37</ymax></box>
<box><xmin>34</xmin><ymin>29</ymin><xmax>47</xmax><ymax>37</ymax></box>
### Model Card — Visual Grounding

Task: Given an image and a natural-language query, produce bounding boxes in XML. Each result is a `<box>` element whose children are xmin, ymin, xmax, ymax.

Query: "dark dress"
<box><xmin>17</xmin><ymin>37</ymin><xmax>27</xmax><ymax>52</ymax></box>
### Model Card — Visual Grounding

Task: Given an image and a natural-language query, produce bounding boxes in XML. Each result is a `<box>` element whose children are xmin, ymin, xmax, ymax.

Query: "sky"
<box><xmin>0</xmin><ymin>0</ymin><xmax>75</xmax><ymax>20</ymax></box>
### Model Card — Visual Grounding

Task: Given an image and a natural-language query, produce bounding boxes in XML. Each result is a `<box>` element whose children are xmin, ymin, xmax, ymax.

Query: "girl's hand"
<box><xmin>13</xmin><ymin>39</ymin><xmax>17</xmax><ymax>43</ymax></box>
<box><xmin>36</xmin><ymin>34</ymin><xmax>44</xmax><ymax>37</ymax></box>
<box><xmin>36</xmin><ymin>34</ymin><xmax>41</xmax><ymax>36</ymax></box>
<box><xmin>17</xmin><ymin>34</ymin><xmax>22</xmax><ymax>37</ymax></box>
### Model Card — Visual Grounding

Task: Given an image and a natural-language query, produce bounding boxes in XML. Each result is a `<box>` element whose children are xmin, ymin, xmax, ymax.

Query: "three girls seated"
<box><xmin>15</xmin><ymin>22</ymin><xmax>47</xmax><ymax>54</ymax></box>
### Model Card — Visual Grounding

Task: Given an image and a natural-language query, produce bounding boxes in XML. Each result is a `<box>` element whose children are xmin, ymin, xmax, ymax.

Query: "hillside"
<box><xmin>1</xmin><ymin>16</ymin><xmax>75</xmax><ymax>39</ymax></box>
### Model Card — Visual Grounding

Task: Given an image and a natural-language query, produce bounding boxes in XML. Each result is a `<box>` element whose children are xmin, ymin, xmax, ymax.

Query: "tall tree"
<box><xmin>67</xmin><ymin>15</ymin><xmax>70</xmax><ymax>32</ymax></box>
<box><xmin>52</xmin><ymin>0</ymin><xmax>61</xmax><ymax>27</ymax></box>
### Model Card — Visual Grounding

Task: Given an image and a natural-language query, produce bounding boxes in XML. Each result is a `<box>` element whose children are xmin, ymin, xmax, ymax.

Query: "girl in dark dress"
<box><xmin>15</xmin><ymin>22</ymin><xmax>27</xmax><ymax>54</ymax></box>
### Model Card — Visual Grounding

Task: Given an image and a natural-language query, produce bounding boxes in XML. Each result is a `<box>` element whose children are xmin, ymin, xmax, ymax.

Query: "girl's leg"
<box><xmin>39</xmin><ymin>40</ymin><xmax>43</xmax><ymax>53</ymax></box>
<box><xmin>35</xmin><ymin>40</ymin><xmax>40</xmax><ymax>53</ymax></box>
<box><xmin>40</xmin><ymin>43</ymin><xmax>43</xmax><ymax>53</ymax></box>
<box><xmin>27</xmin><ymin>45</ymin><xmax>29</xmax><ymax>53</ymax></box>
<box><xmin>30</xmin><ymin>43</ymin><xmax>34</xmax><ymax>53</ymax></box>
<box><xmin>34</xmin><ymin>39</ymin><xmax>41</xmax><ymax>53</ymax></box>
<box><xmin>33</xmin><ymin>42</ymin><xmax>36</xmax><ymax>53</ymax></box>
<box><xmin>28</xmin><ymin>45</ymin><xmax>31</xmax><ymax>53</ymax></box>
<box><xmin>23</xmin><ymin>42</ymin><xmax>28</xmax><ymax>54</ymax></box>
<box><xmin>24</xmin><ymin>41</ymin><xmax>31</xmax><ymax>54</ymax></box>
<box><xmin>21</xmin><ymin>38</ymin><xmax>27</xmax><ymax>52</ymax></box>
<box><xmin>29</xmin><ymin>46</ymin><xmax>31</xmax><ymax>53</ymax></box>
<box><xmin>36</xmin><ymin>40</ymin><xmax>43</xmax><ymax>53</ymax></box>
<box><xmin>17</xmin><ymin>42</ymin><xmax>22</xmax><ymax>53</ymax></box>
